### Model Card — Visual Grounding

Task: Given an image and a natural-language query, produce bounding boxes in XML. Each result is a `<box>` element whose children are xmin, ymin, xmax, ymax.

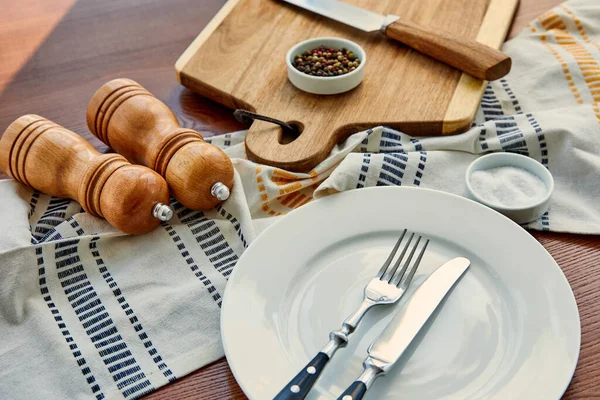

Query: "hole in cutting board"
<box><xmin>278</xmin><ymin>121</ymin><xmax>303</xmax><ymax>145</ymax></box>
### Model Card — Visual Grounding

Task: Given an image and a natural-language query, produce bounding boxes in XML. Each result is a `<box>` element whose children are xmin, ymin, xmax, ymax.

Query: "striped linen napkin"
<box><xmin>1</xmin><ymin>0</ymin><xmax>600</xmax><ymax>398</ymax></box>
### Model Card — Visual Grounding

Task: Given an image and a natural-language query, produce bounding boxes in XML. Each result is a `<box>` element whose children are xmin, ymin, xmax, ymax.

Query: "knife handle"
<box><xmin>337</xmin><ymin>382</ymin><xmax>367</xmax><ymax>400</ymax></box>
<box><xmin>273</xmin><ymin>352</ymin><xmax>329</xmax><ymax>400</ymax></box>
<box><xmin>336</xmin><ymin>359</ymin><xmax>384</xmax><ymax>400</ymax></box>
<box><xmin>384</xmin><ymin>19</ymin><xmax>511</xmax><ymax>81</ymax></box>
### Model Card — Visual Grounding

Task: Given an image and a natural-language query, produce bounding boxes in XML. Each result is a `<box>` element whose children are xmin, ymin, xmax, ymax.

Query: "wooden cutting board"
<box><xmin>175</xmin><ymin>0</ymin><xmax>518</xmax><ymax>172</ymax></box>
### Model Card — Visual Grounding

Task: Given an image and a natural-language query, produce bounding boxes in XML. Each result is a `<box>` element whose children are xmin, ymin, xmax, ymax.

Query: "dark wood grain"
<box><xmin>0</xmin><ymin>0</ymin><xmax>75</xmax><ymax>91</ymax></box>
<box><xmin>0</xmin><ymin>0</ymin><xmax>245</xmax><ymax>157</ymax></box>
<box><xmin>533</xmin><ymin>232</ymin><xmax>600</xmax><ymax>400</ymax></box>
<box><xmin>1</xmin><ymin>0</ymin><xmax>596</xmax><ymax>399</ymax></box>
<box><xmin>146</xmin><ymin>358</ymin><xmax>246</xmax><ymax>400</ymax></box>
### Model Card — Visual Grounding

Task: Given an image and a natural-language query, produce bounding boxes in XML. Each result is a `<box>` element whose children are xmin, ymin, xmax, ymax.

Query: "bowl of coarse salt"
<box><xmin>465</xmin><ymin>153</ymin><xmax>554</xmax><ymax>224</ymax></box>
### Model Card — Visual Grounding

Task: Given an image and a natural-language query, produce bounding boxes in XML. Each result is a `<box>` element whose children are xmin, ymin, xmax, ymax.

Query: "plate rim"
<box><xmin>221</xmin><ymin>186</ymin><xmax>581</xmax><ymax>399</ymax></box>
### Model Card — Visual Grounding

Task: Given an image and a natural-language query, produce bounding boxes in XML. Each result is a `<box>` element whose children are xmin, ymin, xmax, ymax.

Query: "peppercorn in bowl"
<box><xmin>286</xmin><ymin>37</ymin><xmax>366</xmax><ymax>95</ymax></box>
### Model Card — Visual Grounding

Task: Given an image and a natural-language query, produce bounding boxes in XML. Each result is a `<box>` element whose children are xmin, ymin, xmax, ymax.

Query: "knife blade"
<box><xmin>283</xmin><ymin>0</ymin><xmax>394</xmax><ymax>32</ymax></box>
<box><xmin>280</xmin><ymin>0</ymin><xmax>511</xmax><ymax>81</ymax></box>
<box><xmin>336</xmin><ymin>256</ymin><xmax>471</xmax><ymax>400</ymax></box>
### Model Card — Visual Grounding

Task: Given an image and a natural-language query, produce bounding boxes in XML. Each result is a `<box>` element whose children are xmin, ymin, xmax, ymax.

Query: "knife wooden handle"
<box><xmin>384</xmin><ymin>19</ymin><xmax>511</xmax><ymax>81</ymax></box>
<box><xmin>86</xmin><ymin>78</ymin><xmax>234</xmax><ymax>211</ymax></box>
<box><xmin>0</xmin><ymin>115</ymin><xmax>172</xmax><ymax>235</ymax></box>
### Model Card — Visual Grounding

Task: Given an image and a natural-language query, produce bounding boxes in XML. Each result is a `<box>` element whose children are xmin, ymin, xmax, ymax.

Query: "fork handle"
<box><xmin>273</xmin><ymin>352</ymin><xmax>329</xmax><ymax>400</ymax></box>
<box><xmin>274</xmin><ymin>298</ymin><xmax>376</xmax><ymax>399</ymax></box>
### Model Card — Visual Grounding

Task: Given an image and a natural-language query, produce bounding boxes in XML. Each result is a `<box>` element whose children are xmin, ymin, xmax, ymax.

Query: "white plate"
<box><xmin>221</xmin><ymin>187</ymin><xmax>580</xmax><ymax>400</ymax></box>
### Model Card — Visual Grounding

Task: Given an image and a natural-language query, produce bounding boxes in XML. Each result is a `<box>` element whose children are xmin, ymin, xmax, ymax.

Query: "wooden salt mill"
<box><xmin>86</xmin><ymin>79</ymin><xmax>234</xmax><ymax>211</ymax></box>
<box><xmin>0</xmin><ymin>115</ymin><xmax>173</xmax><ymax>235</ymax></box>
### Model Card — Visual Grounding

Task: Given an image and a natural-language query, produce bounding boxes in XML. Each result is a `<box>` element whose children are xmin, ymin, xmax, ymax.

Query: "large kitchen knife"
<box><xmin>336</xmin><ymin>256</ymin><xmax>471</xmax><ymax>400</ymax></box>
<box><xmin>281</xmin><ymin>0</ymin><xmax>511</xmax><ymax>81</ymax></box>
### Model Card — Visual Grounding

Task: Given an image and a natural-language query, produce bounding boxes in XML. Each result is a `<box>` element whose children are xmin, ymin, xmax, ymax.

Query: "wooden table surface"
<box><xmin>1</xmin><ymin>0</ymin><xmax>598</xmax><ymax>399</ymax></box>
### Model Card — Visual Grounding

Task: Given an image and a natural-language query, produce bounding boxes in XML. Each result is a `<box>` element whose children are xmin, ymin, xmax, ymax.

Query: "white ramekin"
<box><xmin>286</xmin><ymin>37</ymin><xmax>366</xmax><ymax>95</ymax></box>
<box><xmin>465</xmin><ymin>153</ymin><xmax>554</xmax><ymax>224</ymax></box>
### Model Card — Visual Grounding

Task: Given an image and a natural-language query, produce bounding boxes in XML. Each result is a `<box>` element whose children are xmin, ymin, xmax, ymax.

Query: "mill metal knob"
<box><xmin>86</xmin><ymin>78</ymin><xmax>234</xmax><ymax>211</ymax></box>
<box><xmin>0</xmin><ymin>115</ymin><xmax>172</xmax><ymax>235</ymax></box>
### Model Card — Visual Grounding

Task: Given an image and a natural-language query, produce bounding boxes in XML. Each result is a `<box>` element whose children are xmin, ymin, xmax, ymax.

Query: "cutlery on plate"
<box><xmin>280</xmin><ymin>0</ymin><xmax>511</xmax><ymax>81</ymax></box>
<box><xmin>336</xmin><ymin>256</ymin><xmax>471</xmax><ymax>400</ymax></box>
<box><xmin>274</xmin><ymin>229</ymin><xmax>429</xmax><ymax>400</ymax></box>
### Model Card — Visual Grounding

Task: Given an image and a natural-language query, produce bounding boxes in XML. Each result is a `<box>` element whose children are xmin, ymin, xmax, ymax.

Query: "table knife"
<box><xmin>281</xmin><ymin>0</ymin><xmax>511</xmax><ymax>81</ymax></box>
<box><xmin>336</xmin><ymin>256</ymin><xmax>471</xmax><ymax>400</ymax></box>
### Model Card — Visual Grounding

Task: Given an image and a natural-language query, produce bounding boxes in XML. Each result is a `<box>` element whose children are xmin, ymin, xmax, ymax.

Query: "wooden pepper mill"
<box><xmin>0</xmin><ymin>115</ymin><xmax>173</xmax><ymax>235</ymax></box>
<box><xmin>86</xmin><ymin>78</ymin><xmax>234</xmax><ymax>211</ymax></box>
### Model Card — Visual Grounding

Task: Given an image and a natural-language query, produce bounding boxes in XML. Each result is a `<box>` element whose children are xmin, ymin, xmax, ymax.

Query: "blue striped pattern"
<box><xmin>481</xmin><ymin>85</ymin><xmax>504</xmax><ymax>121</ymax></box>
<box><xmin>493</xmin><ymin>118</ymin><xmax>529</xmax><ymax>156</ymax></box>
<box><xmin>379</xmin><ymin>129</ymin><xmax>404</xmax><ymax>151</ymax></box>
<box><xmin>359</xmin><ymin>129</ymin><xmax>374</xmax><ymax>152</ymax></box>
<box><xmin>28</xmin><ymin>191</ymin><xmax>40</xmax><ymax>220</ymax></box>
<box><xmin>526</xmin><ymin>113</ymin><xmax>548</xmax><ymax>166</ymax></box>
<box><xmin>41</xmin><ymin>230</ymin><xmax>64</xmax><ymax>243</ymax></box>
<box><xmin>540</xmin><ymin>210</ymin><xmax>550</xmax><ymax>229</ymax></box>
<box><xmin>377</xmin><ymin>153</ymin><xmax>408</xmax><ymax>186</ymax></box>
<box><xmin>33</xmin><ymin>198</ymin><xmax>70</xmax><ymax>242</ymax></box>
<box><xmin>203</xmin><ymin>132</ymin><xmax>238</xmax><ymax>147</ymax></box>
<box><xmin>216</xmin><ymin>205</ymin><xmax>248</xmax><ymax>248</ymax></box>
<box><xmin>356</xmin><ymin>153</ymin><xmax>371</xmax><ymax>189</ymax></box>
<box><xmin>162</xmin><ymin>222</ymin><xmax>223</xmax><ymax>307</ymax></box>
<box><xmin>37</xmin><ymin>245</ymin><xmax>105</xmax><ymax>399</ymax></box>
<box><xmin>479</xmin><ymin>128</ymin><xmax>489</xmax><ymax>151</ymax></box>
<box><xmin>54</xmin><ymin>239</ymin><xmax>153</xmax><ymax>398</ymax></box>
<box><xmin>481</xmin><ymin>80</ymin><xmax>528</xmax><ymax>155</ymax></box>
<box><xmin>500</xmin><ymin>79</ymin><xmax>522</xmax><ymax>114</ymax></box>
<box><xmin>413</xmin><ymin>151</ymin><xmax>428</xmax><ymax>186</ymax></box>
<box><xmin>479</xmin><ymin>84</ymin><xmax>505</xmax><ymax>151</ymax></box>
<box><xmin>69</xmin><ymin>217</ymin><xmax>85</xmax><ymax>236</ymax></box>
<box><xmin>174</xmin><ymin>203</ymin><xmax>239</xmax><ymax>279</ymax></box>
<box><xmin>526</xmin><ymin>113</ymin><xmax>550</xmax><ymax>230</ymax></box>
<box><xmin>481</xmin><ymin>80</ymin><xmax>548</xmax><ymax>229</ymax></box>
<box><xmin>87</xmin><ymin>234</ymin><xmax>176</xmax><ymax>383</ymax></box>
<box><xmin>410</xmin><ymin>139</ymin><xmax>422</xmax><ymax>151</ymax></box>
<box><xmin>29</xmin><ymin>192</ymin><xmax>41</xmax><ymax>244</ymax></box>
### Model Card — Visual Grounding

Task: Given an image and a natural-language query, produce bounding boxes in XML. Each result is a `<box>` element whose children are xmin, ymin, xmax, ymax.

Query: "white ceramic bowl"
<box><xmin>286</xmin><ymin>37</ymin><xmax>366</xmax><ymax>95</ymax></box>
<box><xmin>465</xmin><ymin>153</ymin><xmax>554</xmax><ymax>224</ymax></box>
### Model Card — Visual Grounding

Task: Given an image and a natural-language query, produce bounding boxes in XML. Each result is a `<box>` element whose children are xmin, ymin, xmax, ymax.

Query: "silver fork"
<box><xmin>274</xmin><ymin>230</ymin><xmax>429</xmax><ymax>400</ymax></box>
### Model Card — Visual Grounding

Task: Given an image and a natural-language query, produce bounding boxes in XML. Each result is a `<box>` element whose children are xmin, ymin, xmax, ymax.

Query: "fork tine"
<box><xmin>376</xmin><ymin>229</ymin><xmax>407</xmax><ymax>279</ymax></box>
<box><xmin>382</xmin><ymin>232</ymin><xmax>415</xmax><ymax>282</ymax></box>
<box><xmin>389</xmin><ymin>235</ymin><xmax>420</xmax><ymax>284</ymax></box>
<box><xmin>395</xmin><ymin>238</ymin><xmax>430</xmax><ymax>288</ymax></box>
